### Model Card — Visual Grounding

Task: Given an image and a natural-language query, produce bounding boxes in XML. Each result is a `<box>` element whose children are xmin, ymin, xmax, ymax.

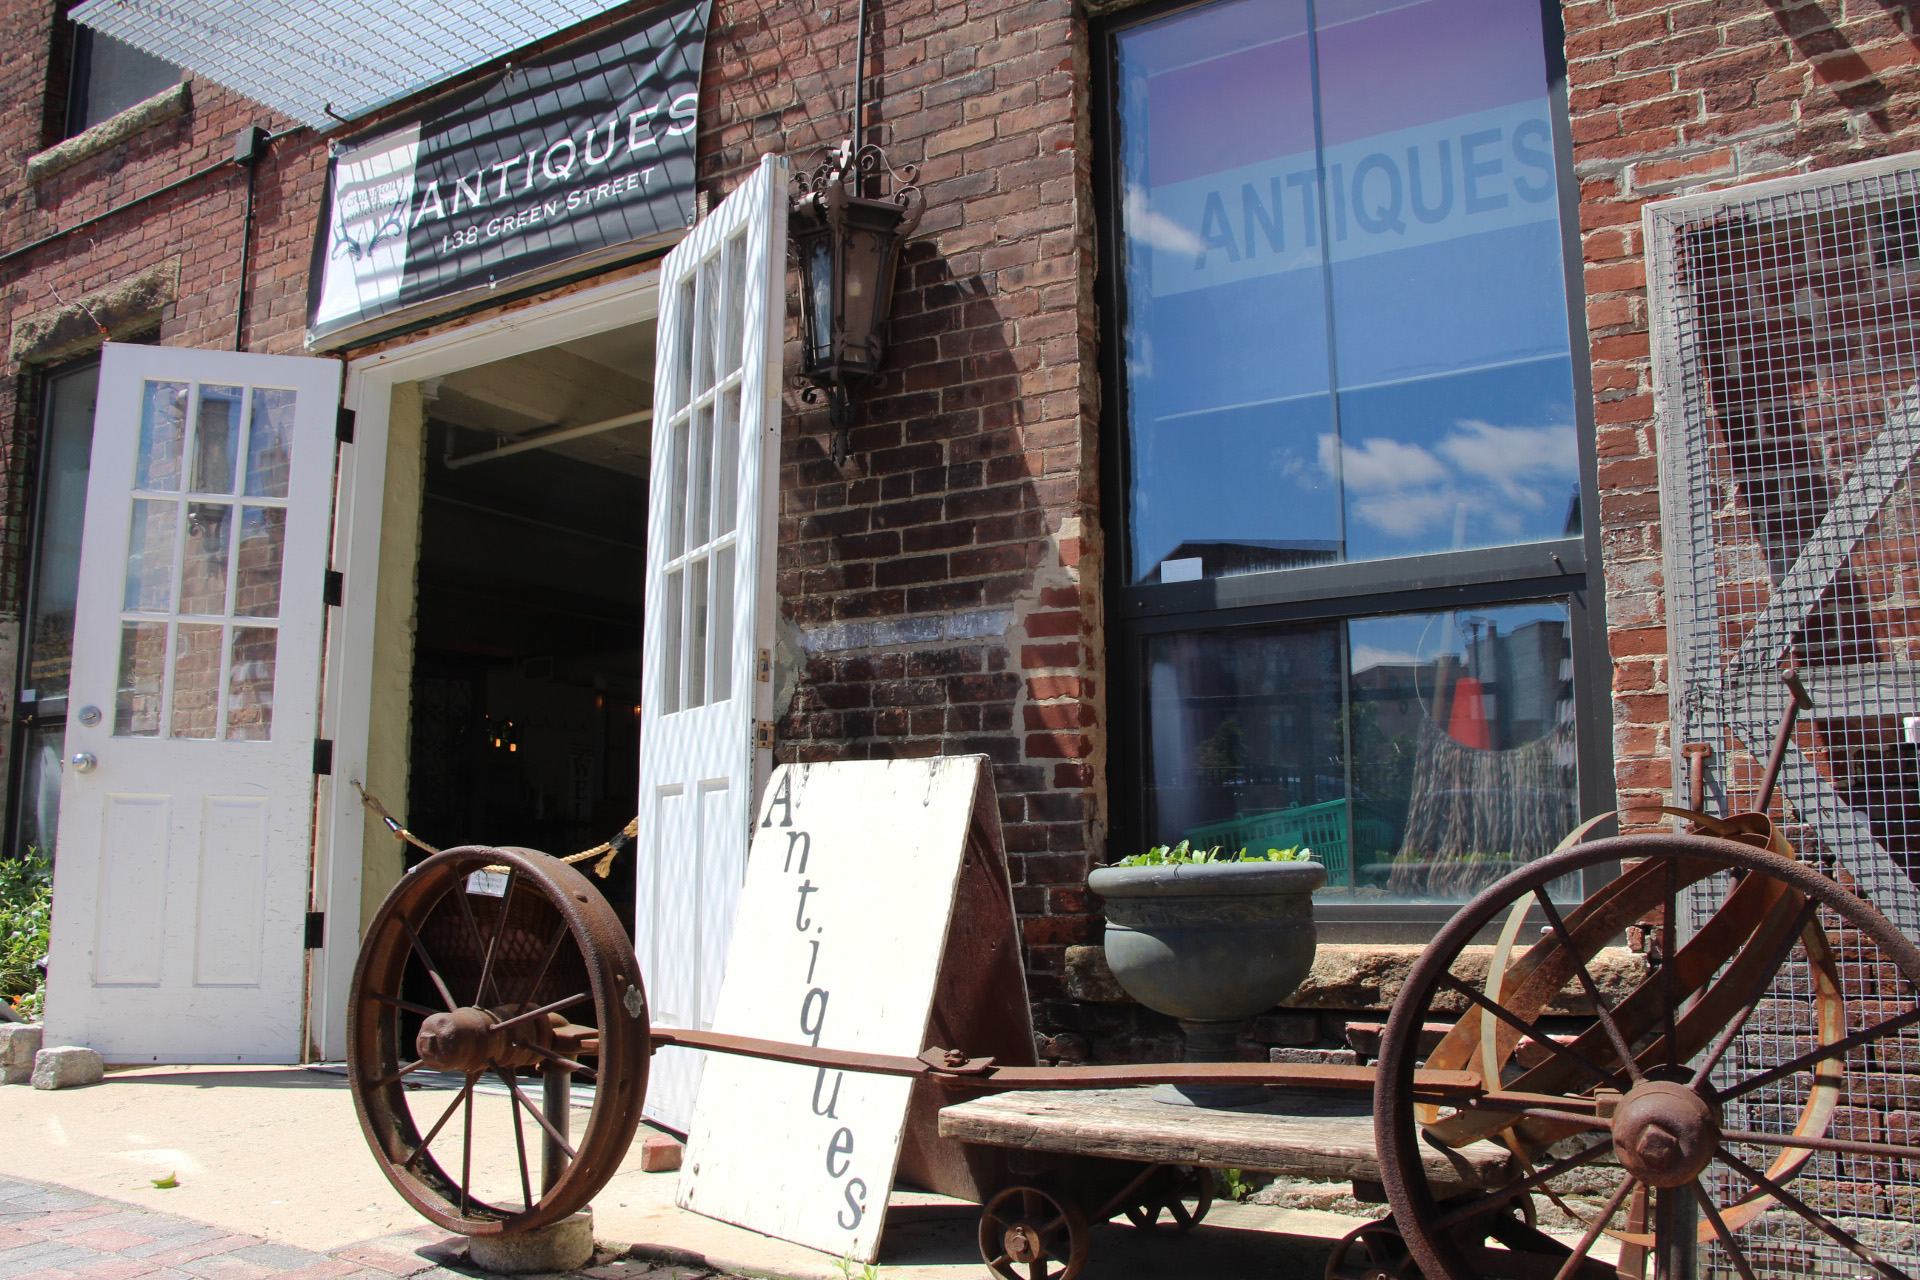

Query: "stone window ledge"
<box><xmin>25</xmin><ymin>80</ymin><xmax>193</xmax><ymax>186</ymax></box>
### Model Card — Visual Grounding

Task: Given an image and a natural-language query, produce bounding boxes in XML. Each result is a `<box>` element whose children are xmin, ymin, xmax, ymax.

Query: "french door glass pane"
<box><xmin>227</xmin><ymin>626</ymin><xmax>277</xmax><ymax>740</ymax></box>
<box><xmin>244</xmin><ymin>388</ymin><xmax>296</xmax><ymax>498</ymax></box>
<box><xmin>179</xmin><ymin>502</ymin><xmax>231</xmax><ymax>615</ymax></box>
<box><xmin>193</xmin><ymin>384</ymin><xmax>244</xmax><ymax>493</ymax></box>
<box><xmin>169</xmin><ymin>622</ymin><xmax>224</xmax><ymax>739</ymax></box>
<box><xmin>1140</xmin><ymin>601</ymin><xmax>1577</xmax><ymax>904</ymax></box>
<box><xmin>661</xmin><ymin>569</ymin><xmax>684</xmax><ymax>714</ymax></box>
<box><xmin>1116</xmin><ymin>0</ymin><xmax>1578</xmax><ymax>582</ymax></box>
<box><xmin>234</xmin><ymin>506</ymin><xmax>286</xmax><ymax>618</ymax></box>
<box><xmin>134</xmin><ymin>381</ymin><xmax>186</xmax><ymax>491</ymax></box>
<box><xmin>710</xmin><ymin>545</ymin><xmax>735</xmax><ymax>704</ymax></box>
<box><xmin>122</xmin><ymin>499</ymin><xmax>177</xmax><ymax>611</ymax></box>
<box><xmin>115</xmin><ymin>621</ymin><xmax>167</xmax><ymax>737</ymax></box>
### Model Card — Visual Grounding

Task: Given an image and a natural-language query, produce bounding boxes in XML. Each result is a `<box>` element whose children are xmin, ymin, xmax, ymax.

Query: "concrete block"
<box><xmin>465</xmin><ymin>1210</ymin><xmax>592</xmax><ymax>1273</ymax></box>
<box><xmin>31</xmin><ymin>1045</ymin><xmax>104</xmax><ymax>1089</ymax></box>
<box><xmin>639</xmin><ymin>1134</ymin><xmax>683</xmax><ymax>1173</ymax></box>
<box><xmin>0</xmin><ymin>1024</ymin><xmax>41</xmax><ymax>1083</ymax></box>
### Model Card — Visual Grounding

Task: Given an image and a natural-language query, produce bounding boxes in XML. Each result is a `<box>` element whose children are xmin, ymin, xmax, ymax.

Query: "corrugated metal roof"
<box><xmin>68</xmin><ymin>0</ymin><xmax>633</xmax><ymax>129</ymax></box>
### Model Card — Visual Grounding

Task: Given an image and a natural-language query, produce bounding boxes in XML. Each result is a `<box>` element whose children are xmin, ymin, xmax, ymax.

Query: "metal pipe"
<box><xmin>1654</xmin><ymin>1184</ymin><xmax>1698</xmax><ymax>1280</ymax></box>
<box><xmin>443</xmin><ymin>408</ymin><xmax>653</xmax><ymax>470</ymax></box>
<box><xmin>540</xmin><ymin>1065</ymin><xmax>570</xmax><ymax>1192</ymax></box>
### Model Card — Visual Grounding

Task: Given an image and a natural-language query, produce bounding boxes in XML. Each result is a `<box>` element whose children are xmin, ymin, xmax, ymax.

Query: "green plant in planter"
<box><xmin>1116</xmin><ymin>840</ymin><xmax>1313</xmax><ymax>867</ymax></box>
<box><xmin>1</xmin><ymin>852</ymin><xmax>51</xmax><ymax>1021</ymax></box>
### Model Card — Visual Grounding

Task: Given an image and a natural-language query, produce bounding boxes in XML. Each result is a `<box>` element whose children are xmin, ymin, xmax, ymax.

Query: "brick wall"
<box><xmin>693</xmin><ymin>0</ymin><xmax>1105</xmax><ymax>1032</ymax></box>
<box><xmin>1566</xmin><ymin>0</ymin><xmax>1920</xmax><ymax>821</ymax></box>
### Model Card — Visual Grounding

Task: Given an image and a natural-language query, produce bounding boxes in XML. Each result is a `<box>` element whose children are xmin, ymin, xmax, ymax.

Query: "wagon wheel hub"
<box><xmin>415</xmin><ymin>1008</ymin><xmax>500</xmax><ymax>1075</ymax></box>
<box><xmin>1612</xmin><ymin>1073</ymin><xmax>1721</xmax><ymax>1188</ymax></box>
<box><xmin>1003</xmin><ymin>1223</ymin><xmax>1046</xmax><ymax>1264</ymax></box>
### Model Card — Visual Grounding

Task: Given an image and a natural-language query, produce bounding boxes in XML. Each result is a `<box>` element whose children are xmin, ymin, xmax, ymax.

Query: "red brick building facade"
<box><xmin>3</xmin><ymin>0</ymin><xmax>1920</xmax><ymax>1072</ymax></box>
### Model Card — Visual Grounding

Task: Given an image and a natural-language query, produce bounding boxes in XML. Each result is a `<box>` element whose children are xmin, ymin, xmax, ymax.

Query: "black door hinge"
<box><xmin>336</xmin><ymin>407</ymin><xmax>356</xmax><ymax>443</ymax></box>
<box><xmin>323</xmin><ymin>570</ymin><xmax>343</xmax><ymax>607</ymax></box>
<box><xmin>313</xmin><ymin>739</ymin><xmax>334</xmax><ymax>775</ymax></box>
<box><xmin>304</xmin><ymin>911</ymin><xmax>325</xmax><ymax>949</ymax></box>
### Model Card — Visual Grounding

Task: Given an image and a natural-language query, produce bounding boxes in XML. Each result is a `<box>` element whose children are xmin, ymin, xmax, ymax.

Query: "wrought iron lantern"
<box><xmin>791</xmin><ymin>139</ymin><xmax>922</xmax><ymax>465</ymax></box>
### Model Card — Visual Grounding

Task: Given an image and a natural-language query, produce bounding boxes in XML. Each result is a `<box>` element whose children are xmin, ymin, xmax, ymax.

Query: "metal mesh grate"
<box><xmin>1649</xmin><ymin>155</ymin><xmax>1920</xmax><ymax>1277</ymax></box>
<box><xmin>68</xmin><ymin>0</ymin><xmax>631</xmax><ymax>129</ymax></box>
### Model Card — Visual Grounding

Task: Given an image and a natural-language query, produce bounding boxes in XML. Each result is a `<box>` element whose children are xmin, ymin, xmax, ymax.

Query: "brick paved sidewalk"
<box><xmin>0</xmin><ymin>1176</ymin><xmax>727</xmax><ymax>1280</ymax></box>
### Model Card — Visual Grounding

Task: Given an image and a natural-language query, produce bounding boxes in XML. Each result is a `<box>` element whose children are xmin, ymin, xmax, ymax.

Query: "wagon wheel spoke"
<box><xmin>372</xmin><ymin>1058</ymin><xmax>426</xmax><ymax>1090</ymax></box>
<box><xmin>493</xmin><ymin>992</ymin><xmax>591</xmax><ymax>1036</ymax></box>
<box><xmin>1432</xmin><ymin>1138</ymin><xmax>1615</xmax><ymax>1231</ymax></box>
<box><xmin>1550</xmin><ymin>1173</ymin><xmax>1635</xmax><ymax>1280</ymax></box>
<box><xmin>401</xmin><ymin>919</ymin><xmax>459</xmax><ymax>1012</ymax></box>
<box><xmin>1438</xmin><ymin>973</ymin><xmax>1629</xmax><ymax>1092</ymax></box>
<box><xmin>402</xmin><ymin>1076</ymin><xmax>474</xmax><ymax>1171</ymax></box>
<box><xmin>474</xmin><ymin>871</ymin><xmax>517</xmax><ymax>1008</ymax></box>
<box><xmin>1534</xmin><ymin>888</ymin><xmax>1646</xmax><ymax>1085</ymax></box>
<box><xmin>451</xmin><ymin>884</ymin><xmax>491</xmax><ymax>1007</ymax></box>
<box><xmin>523</xmin><ymin>1042</ymin><xmax>597</xmax><ymax>1080</ymax></box>
<box><xmin>517</xmin><ymin>921</ymin><xmax>571</xmax><ymax>1014</ymax></box>
<box><xmin>1691</xmin><ymin>1179</ymin><xmax>1759</xmax><ymax>1280</ymax></box>
<box><xmin>1717</xmin><ymin>1148</ymin><xmax>1912</xmax><ymax>1280</ymax></box>
<box><xmin>1717</xmin><ymin>1005</ymin><xmax>1920</xmax><ymax>1105</ymax></box>
<box><xmin>459</xmin><ymin>1071</ymin><xmax>477</xmax><ymax>1217</ymax></box>
<box><xmin>499</xmin><ymin>1068</ymin><xmax>535</xmax><ymax>1211</ymax></box>
<box><xmin>1689</xmin><ymin>897</ymin><xmax>1819</xmax><ymax>1090</ymax></box>
<box><xmin>1721</xmin><ymin>1128</ymin><xmax>1920</xmax><ymax>1164</ymax></box>
<box><xmin>499</xmin><ymin>1062</ymin><xmax>580</xmax><ymax>1161</ymax></box>
<box><xmin>371</xmin><ymin>992</ymin><xmax>442</xmax><ymax>1018</ymax></box>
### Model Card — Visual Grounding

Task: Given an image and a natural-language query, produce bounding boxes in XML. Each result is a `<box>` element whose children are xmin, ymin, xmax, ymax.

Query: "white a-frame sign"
<box><xmin>678</xmin><ymin>756</ymin><xmax>1036</xmax><ymax>1263</ymax></box>
<box><xmin>635</xmin><ymin>152</ymin><xmax>787</xmax><ymax>1131</ymax></box>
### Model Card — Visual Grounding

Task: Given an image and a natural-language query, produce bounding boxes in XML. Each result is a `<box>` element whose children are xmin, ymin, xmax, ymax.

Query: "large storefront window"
<box><xmin>1102</xmin><ymin>0</ymin><xmax>1607</xmax><ymax>925</ymax></box>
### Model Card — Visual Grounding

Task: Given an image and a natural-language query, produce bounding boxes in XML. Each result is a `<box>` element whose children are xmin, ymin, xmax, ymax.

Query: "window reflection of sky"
<box><xmin>1118</xmin><ymin>0</ymin><xmax>1578</xmax><ymax>580</ymax></box>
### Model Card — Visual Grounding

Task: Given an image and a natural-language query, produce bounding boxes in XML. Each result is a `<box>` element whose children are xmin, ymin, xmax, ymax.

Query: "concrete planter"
<box><xmin>1089</xmin><ymin>859</ymin><xmax>1325</xmax><ymax>1107</ymax></box>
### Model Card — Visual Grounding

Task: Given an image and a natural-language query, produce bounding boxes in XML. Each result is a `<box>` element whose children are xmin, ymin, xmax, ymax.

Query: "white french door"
<box><xmin>43</xmin><ymin>343</ymin><xmax>342</xmax><ymax>1062</ymax></box>
<box><xmin>636</xmin><ymin>153</ymin><xmax>786</xmax><ymax>1131</ymax></box>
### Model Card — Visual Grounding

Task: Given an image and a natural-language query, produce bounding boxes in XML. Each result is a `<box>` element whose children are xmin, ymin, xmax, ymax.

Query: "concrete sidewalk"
<box><xmin>2</xmin><ymin>1066</ymin><xmax>1365</xmax><ymax>1279</ymax></box>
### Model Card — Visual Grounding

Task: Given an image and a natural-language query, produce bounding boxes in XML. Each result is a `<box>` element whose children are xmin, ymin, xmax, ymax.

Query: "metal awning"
<box><xmin>68</xmin><ymin>0</ymin><xmax>633</xmax><ymax>130</ymax></box>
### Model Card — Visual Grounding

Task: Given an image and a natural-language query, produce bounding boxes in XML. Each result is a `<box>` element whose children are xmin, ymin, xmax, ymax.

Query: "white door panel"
<box><xmin>44</xmin><ymin>342</ymin><xmax>342</xmax><ymax>1063</ymax></box>
<box><xmin>637</xmin><ymin>154</ymin><xmax>786</xmax><ymax>1131</ymax></box>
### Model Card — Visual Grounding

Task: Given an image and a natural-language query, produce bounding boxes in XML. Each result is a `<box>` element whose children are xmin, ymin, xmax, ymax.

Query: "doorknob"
<box><xmin>70</xmin><ymin>751</ymin><xmax>97</xmax><ymax>774</ymax></box>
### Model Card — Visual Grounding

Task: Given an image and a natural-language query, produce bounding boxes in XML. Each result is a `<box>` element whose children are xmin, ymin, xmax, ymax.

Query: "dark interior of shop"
<box><xmin>403</xmin><ymin>321</ymin><xmax>653</xmax><ymax>931</ymax></box>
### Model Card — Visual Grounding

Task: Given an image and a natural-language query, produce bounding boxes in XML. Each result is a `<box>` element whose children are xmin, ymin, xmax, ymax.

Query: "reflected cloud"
<box><xmin>1315</xmin><ymin>417</ymin><xmax>1576</xmax><ymax>540</ymax></box>
<box><xmin>1125</xmin><ymin>185</ymin><xmax>1206</xmax><ymax>255</ymax></box>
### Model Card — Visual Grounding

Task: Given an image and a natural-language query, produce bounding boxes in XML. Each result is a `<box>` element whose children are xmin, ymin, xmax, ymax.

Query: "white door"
<box><xmin>44</xmin><ymin>343</ymin><xmax>343</xmax><ymax>1063</ymax></box>
<box><xmin>636</xmin><ymin>152</ymin><xmax>787</xmax><ymax>1131</ymax></box>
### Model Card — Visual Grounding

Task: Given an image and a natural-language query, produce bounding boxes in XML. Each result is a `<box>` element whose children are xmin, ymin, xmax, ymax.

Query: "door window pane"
<box><xmin>1140</xmin><ymin>602</ymin><xmax>1576</xmax><ymax>904</ymax></box>
<box><xmin>710</xmin><ymin>544</ymin><xmax>735</xmax><ymax>703</ymax></box>
<box><xmin>135</xmin><ymin>381</ymin><xmax>186</xmax><ymax>491</ymax></box>
<box><xmin>227</xmin><ymin>627</ymin><xmax>277</xmax><ymax>740</ymax></box>
<box><xmin>234</xmin><ymin>506</ymin><xmax>286</xmax><ymax>618</ymax></box>
<box><xmin>193</xmin><ymin>384</ymin><xmax>244</xmax><ymax>493</ymax></box>
<box><xmin>179</xmin><ymin>502</ymin><xmax>231</xmax><ymax>615</ymax></box>
<box><xmin>1116</xmin><ymin>0</ymin><xmax>1578</xmax><ymax>582</ymax></box>
<box><xmin>115</xmin><ymin>621</ymin><xmax>167</xmax><ymax>737</ymax></box>
<box><xmin>169</xmin><ymin>622</ymin><xmax>224</xmax><ymax>739</ymax></box>
<box><xmin>123</xmin><ymin>499</ymin><xmax>177</xmax><ymax>611</ymax></box>
<box><xmin>244</xmin><ymin>388</ymin><xmax>296</xmax><ymax>498</ymax></box>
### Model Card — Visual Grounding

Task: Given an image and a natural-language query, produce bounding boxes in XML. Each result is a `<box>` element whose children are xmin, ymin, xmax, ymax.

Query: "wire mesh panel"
<box><xmin>1648</xmin><ymin>155</ymin><xmax>1920</xmax><ymax>1278</ymax></box>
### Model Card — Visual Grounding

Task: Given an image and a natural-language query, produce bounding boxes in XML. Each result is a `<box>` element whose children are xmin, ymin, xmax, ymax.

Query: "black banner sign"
<box><xmin>309</xmin><ymin>0</ymin><xmax>709</xmax><ymax>341</ymax></box>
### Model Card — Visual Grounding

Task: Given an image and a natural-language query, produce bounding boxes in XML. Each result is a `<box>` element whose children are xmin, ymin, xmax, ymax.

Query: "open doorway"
<box><xmin>403</xmin><ymin>321</ymin><xmax>652</xmax><ymax>932</ymax></box>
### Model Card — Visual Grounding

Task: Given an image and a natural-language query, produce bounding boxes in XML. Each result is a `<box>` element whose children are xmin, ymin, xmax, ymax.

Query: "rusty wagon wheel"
<box><xmin>347</xmin><ymin>846</ymin><xmax>649</xmax><ymax>1236</ymax></box>
<box><xmin>1118</xmin><ymin>1163</ymin><xmax>1212</xmax><ymax>1232</ymax></box>
<box><xmin>979</xmin><ymin>1183</ymin><xmax>1089</xmax><ymax>1280</ymax></box>
<box><xmin>1376</xmin><ymin>833</ymin><xmax>1920</xmax><ymax>1280</ymax></box>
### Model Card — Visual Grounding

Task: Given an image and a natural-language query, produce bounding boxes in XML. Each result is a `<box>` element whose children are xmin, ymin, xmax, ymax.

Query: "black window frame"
<box><xmin>1091</xmin><ymin>0</ymin><xmax>1616</xmax><ymax>941</ymax></box>
<box><xmin>59</xmin><ymin>21</ymin><xmax>181</xmax><ymax>140</ymax></box>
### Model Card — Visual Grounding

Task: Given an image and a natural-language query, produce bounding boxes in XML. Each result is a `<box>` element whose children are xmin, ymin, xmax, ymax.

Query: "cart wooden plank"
<box><xmin>937</xmin><ymin>1087</ymin><xmax>1516</xmax><ymax>1189</ymax></box>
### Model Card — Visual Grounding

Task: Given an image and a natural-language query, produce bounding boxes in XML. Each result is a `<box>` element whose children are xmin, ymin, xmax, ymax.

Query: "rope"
<box><xmin>351</xmin><ymin>781</ymin><xmax>635</xmax><ymax>878</ymax></box>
